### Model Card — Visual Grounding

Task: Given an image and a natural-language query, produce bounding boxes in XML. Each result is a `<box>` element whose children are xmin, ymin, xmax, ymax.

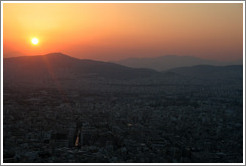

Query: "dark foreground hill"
<box><xmin>3</xmin><ymin>53</ymin><xmax>160</xmax><ymax>87</ymax></box>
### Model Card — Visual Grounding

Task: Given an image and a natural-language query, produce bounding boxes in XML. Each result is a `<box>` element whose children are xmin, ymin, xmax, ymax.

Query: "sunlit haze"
<box><xmin>3</xmin><ymin>3</ymin><xmax>243</xmax><ymax>61</ymax></box>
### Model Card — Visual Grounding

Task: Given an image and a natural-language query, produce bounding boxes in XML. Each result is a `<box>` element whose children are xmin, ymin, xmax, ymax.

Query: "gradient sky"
<box><xmin>3</xmin><ymin>3</ymin><xmax>243</xmax><ymax>61</ymax></box>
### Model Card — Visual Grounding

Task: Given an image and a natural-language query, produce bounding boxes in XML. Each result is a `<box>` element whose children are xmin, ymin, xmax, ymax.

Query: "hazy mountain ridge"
<box><xmin>114</xmin><ymin>55</ymin><xmax>243</xmax><ymax>71</ymax></box>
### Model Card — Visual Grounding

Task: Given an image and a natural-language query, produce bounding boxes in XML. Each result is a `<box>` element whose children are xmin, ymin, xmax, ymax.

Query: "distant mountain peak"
<box><xmin>43</xmin><ymin>52</ymin><xmax>75</xmax><ymax>59</ymax></box>
<box><xmin>44</xmin><ymin>52</ymin><xmax>67</xmax><ymax>56</ymax></box>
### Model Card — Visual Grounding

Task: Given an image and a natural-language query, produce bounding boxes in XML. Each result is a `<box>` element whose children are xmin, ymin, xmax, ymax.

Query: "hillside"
<box><xmin>3</xmin><ymin>53</ymin><xmax>160</xmax><ymax>87</ymax></box>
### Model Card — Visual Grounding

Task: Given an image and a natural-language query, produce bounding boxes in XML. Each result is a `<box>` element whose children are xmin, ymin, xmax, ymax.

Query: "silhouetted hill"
<box><xmin>4</xmin><ymin>53</ymin><xmax>160</xmax><ymax>85</ymax></box>
<box><xmin>114</xmin><ymin>55</ymin><xmax>243</xmax><ymax>71</ymax></box>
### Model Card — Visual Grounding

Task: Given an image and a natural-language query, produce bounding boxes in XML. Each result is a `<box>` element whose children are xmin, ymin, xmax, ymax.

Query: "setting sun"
<box><xmin>31</xmin><ymin>37</ymin><xmax>39</xmax><ymax>45</ymax></box>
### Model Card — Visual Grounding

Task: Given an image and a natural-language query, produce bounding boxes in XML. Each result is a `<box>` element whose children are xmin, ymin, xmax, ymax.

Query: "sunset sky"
<box><xmin>3</xmin><ymin>3</ymin><xmax>243</xmax><ymax>61</ymax></box>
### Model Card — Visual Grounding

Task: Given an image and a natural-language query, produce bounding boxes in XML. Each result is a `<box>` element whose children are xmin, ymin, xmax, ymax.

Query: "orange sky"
<box><xmin>3</xmin><ymin>3</ymin><xmax>243</xmax><ymax>61</ymax></box>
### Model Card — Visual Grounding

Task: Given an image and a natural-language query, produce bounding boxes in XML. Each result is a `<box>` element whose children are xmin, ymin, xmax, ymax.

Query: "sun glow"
<box><xmin>31</xmin><ymin>38</ymin><xmax>39</xmax><ymax>45</ymax></box>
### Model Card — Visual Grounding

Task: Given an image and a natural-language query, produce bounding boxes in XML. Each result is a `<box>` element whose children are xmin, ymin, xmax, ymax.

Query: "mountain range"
<box><xmin>3</xmin><ymin>53</ymin><xmax>243</xmax><ymax>89</ymax></box>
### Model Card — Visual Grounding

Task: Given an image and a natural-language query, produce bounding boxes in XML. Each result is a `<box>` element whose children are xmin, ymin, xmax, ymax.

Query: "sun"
<box><xmin>31</xmin><ymin>37</ymin><xmax>39</xmax><ymax>45</ymax></box>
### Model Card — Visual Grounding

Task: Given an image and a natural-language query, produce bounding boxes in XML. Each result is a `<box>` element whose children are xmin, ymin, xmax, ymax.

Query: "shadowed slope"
<box><xmin>3</xmin><ymin>53</ymin><xmax>160</xmax><ymax>84</ymax></box>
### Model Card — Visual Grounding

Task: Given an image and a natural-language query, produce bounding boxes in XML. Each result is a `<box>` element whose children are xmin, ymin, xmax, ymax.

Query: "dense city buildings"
<box><xmin>3</xmin><ymin>66</ymin><xmax>243</xmax><ymax>162</ymax></box>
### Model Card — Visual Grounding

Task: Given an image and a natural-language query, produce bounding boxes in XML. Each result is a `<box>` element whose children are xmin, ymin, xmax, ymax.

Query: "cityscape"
<box><xmin>2</xmin><ymin>2</ymin><xmax>244</xmax><ymax>164</ymax></box>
